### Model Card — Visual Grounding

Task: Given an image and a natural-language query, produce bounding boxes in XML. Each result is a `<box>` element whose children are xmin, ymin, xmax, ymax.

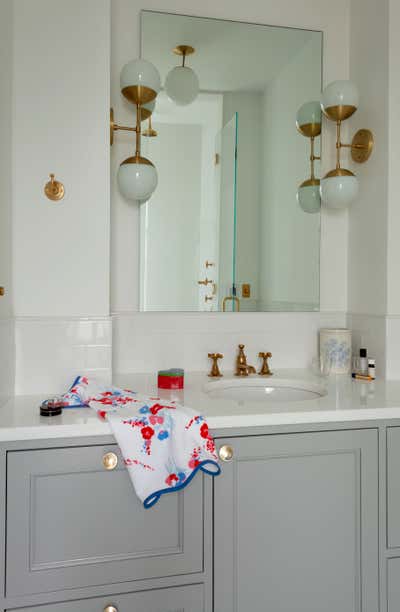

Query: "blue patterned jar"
<box><xmin>319</xmin><ymin>328</ymin><xmax>352</xmax><ymax>375</ymax></box>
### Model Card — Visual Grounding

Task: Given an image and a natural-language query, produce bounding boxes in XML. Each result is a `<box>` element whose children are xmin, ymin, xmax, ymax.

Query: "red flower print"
<box><xmin>206</xmin><ymin>439</ymin><xmax>216</xmax><ymax>454</ymax></box>
<box><xmin>149</xmin><ymin>415</ymin><xmax>164</xmax><ymax>425</ymax></box>
<box><xmin>188</xmin><ymin>458</ymin><xmax>200</xmax><ymax>469</ymax></box>
<box><xmin>165</xmin><ymin>473</ymin><xmax>179</xmax><ymax>486</ymax></box>
<box><xmin>98</xmin><ymin>398</ymin><xmax>113</xmax><ymax>405</ymax></box>
<box><xmin>150</xmin><ymin>403</ymin><xmax>176</xmax><ymax>415</ymax></box>
<box><xmin>81</xmin><ymin>377</ymin><xmax>89</xmax><ymax>385</ymax></box>
<box><xmin>98</xmin><ymin>410</ymin><xmax>107</xmax><ymax>420</ymax></box>
<box><xmin>200</xmin><ymin>423</ymin><xmax>209</xmax><ymax>439</ymax></box>
<box><xmin>141</xmin><ymin>426</ymin><xmax>155</xmax><ymax>440</ymax></box>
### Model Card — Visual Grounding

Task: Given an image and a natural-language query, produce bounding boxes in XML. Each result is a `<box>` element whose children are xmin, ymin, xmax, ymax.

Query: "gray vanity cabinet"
<box><xmin>214</xmin><ymin>430</ymin><xmax>379</xmax><ymax>612</ymax></box>
<box><xmin>6</xmin><ymin>443</ymin><xmax>204</xmax><ymax>597</ymax></box>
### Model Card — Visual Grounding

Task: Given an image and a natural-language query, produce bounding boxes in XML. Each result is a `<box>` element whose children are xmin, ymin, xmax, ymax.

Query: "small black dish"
<box><xmin>40</xmin><ymin>399</ymin><xmax>63</xmax><ymax>417</ymax></box>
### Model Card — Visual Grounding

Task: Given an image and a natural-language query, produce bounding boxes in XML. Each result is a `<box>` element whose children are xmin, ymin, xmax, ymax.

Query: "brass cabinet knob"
<box><xmin>104</xmin><ymin>606</ymin><xmax>118</xmax><ymax>612</ymax></box>
<box><xmin>102</xmin><ymin>452</ymin><xmax>118</xmax><ymax>470</ymax></box>
<box><xmin>219</xmin><ymin>445</ymin><xmax>234</xmax><ymax>461</ymax></box>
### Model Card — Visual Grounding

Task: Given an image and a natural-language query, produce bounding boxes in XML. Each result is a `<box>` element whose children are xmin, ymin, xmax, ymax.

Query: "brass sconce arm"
<box><xmin>309</xmin><ymin>136</ymin><xmax>321</xmax><ymax>180</ymax></box>
<box><xmin>110</xmin><ymin>107</ymin><xmax>144</xmax><ymax>148</ymax></box>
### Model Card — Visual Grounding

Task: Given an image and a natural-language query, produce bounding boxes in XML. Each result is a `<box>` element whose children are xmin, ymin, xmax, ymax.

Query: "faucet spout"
<box><xmin>235</xmin><ymin>344</ymin><xmax>255</xmax><ymax>376</ymax></box>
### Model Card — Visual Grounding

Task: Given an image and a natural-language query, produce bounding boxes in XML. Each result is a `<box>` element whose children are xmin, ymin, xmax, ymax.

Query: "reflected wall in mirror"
<box><xmin>140</xmin><ymin>11</ymin><xmax>322</xmax><ymax>312</ymax></box>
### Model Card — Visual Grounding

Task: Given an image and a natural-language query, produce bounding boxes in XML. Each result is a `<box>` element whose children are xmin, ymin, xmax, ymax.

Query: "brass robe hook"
<box><xmin>44</xmin><ymin>174</ymin><xmax>65</xmax><ymax>201</ymax></box>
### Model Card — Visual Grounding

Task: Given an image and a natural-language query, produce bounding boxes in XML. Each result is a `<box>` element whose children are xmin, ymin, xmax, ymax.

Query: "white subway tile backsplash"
<box><xmin>0</xmin><ymin>318</ymin><xmax>15</xmax><ymax>406</ymax></box>
<box><xmin>347</xmin><ymin>313</ymin><xmax>387</xmax><ymax>379</ymax></box>
<box><xmin>113</xmin><ymin>311</ymin><xmax>347</xmax><ymax>375</ymax></box>
<box><xmin>15</xmin><ymin>317</ymin><xmax>112</xmax><ymax>394</ymax></box>
<box><xmin>386</xmin><ymin>317</ymin><xmax>400</xmax><ymax>379</ymax></box>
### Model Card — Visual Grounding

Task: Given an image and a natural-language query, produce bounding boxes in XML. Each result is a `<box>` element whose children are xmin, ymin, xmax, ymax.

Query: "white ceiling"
<box><xmin>141</xmin><ymin>11</ymin><xmax>322</xmax><ymax>94</ymax></box>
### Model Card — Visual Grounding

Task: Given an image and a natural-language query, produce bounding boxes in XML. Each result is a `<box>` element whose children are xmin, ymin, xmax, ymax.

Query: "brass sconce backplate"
<box><xmin>351</xmin><ymin>129</ymin><xmax>374</xmax><ymax>163</ymax></box>
<box><xmin>110</xmin><ymin>108</ymin><xmax>115</xmax><ymax>146</ymax></box>
<box><xmin>44</xmin><ymin>174</ymin><xmax>65</xmax><ymax>201</ymax></box>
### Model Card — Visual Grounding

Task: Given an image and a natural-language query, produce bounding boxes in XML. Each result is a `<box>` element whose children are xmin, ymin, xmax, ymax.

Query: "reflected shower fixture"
<box><xmin>165</xmin><ymin>45</ymin><xmax>199</xmax><ymax>106</ymax></box>
<box><xmin>296</xmin><ymin>101</ymin><xmax>322</xmax><ymax>214</ymax></box>
<box><xmin>320</xmin><ymin>80</ymin><xmax>374</xmax><ymax>209</ymax></box>
<box><xmin>110</xmin><ymin>59</ymin><xmax>161</xmax><ymax>202</ymax></box>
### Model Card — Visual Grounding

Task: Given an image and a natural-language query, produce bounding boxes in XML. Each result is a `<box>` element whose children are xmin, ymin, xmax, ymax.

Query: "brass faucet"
<box><xmin>235</xmin><ymin>344</ymin><xmax>256</xmax><ymax>376</ymax></box>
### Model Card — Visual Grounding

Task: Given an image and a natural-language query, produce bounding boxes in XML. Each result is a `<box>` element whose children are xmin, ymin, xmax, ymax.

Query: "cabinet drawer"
<box><xmin>6</xmin><ymin>445</ymin><xmax>204</xmax><ymax>597</ymax></box>
<box><xmin>387</xmin><ymin>428</ymin><xmax>400</xmax><ymax>547</ymax></box>
<box><xmin>6</xmin><ymin>584</ymin><xmax>204</xmax><ymax>612</ymax></box>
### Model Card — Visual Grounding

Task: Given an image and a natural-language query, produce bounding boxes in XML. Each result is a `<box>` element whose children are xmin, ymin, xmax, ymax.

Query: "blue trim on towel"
<box><xmin>61</xmin><ymin>376</ymin><xmax>89</xmax><ymax>408</ymax></box>
<box><xmin>143</xmin><ymin>460</ymin><xmax>221</xmax><ymax>509</ymax></box>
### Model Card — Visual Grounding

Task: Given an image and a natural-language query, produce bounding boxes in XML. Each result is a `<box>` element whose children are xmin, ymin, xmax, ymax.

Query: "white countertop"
<box><xmin>1</xmin><ymin>370</ymin><xmax>400</xmax><ymax>442</ymax></box>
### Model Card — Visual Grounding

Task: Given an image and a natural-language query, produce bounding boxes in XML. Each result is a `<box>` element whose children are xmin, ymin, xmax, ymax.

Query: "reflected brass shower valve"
<box><xmin>198</xmin><ymin>278</ymin><xmax>213</xmax><ymax>286</ymax></box>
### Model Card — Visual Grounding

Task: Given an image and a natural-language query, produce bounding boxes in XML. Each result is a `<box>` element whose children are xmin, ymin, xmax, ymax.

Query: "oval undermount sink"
<box><xmin>203</xmin><ymin>377</ymin><xmax>326</xmax><ymax>402</ymax></box>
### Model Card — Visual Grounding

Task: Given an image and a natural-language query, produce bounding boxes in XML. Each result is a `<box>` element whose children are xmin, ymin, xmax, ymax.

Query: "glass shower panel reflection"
<box><xmin>216</xmin><ymin>113</ymin><xmax>238</xmax><ymax>312</ymax></box>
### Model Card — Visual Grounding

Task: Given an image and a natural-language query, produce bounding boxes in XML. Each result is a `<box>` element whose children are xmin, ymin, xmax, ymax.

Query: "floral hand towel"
<box><xmin>62</xmin><ymin>376</ymin><xmax>221</xmax><ymax>508</ymax></box>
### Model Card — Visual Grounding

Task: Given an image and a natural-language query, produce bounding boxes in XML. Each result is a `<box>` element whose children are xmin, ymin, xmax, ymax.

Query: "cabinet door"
<box><xmin>214</xmin><ymin>430</ymin><xmax>378</xmax><ymax>612</ymax></box>
<box><xmin>6</xmin><ymin>444</ymin><xmax>204</xmax><ymax>596</ymax></box>
<box><xmin>387</xmin><ymin>427</ymin><xmax>400</xmax><ymax>547</ymax></box>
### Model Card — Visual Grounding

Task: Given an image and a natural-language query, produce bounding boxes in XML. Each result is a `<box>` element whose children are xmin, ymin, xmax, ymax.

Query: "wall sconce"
<box><xmin>165</xmin><ymin>45</ymin><xmax>199</xmax><ymax>106</ymax></box>
<box><xmin>320</xmin><ymin>80</ymin><xmax>374</xmax><ymax>209</ymax></box>
<box><xmin>296</xmin><ymin>101</ymin><xmax>321</xmax><ymax>214</ymax></box>
<box><xmin>110</xmin><ymin>59</ymin><xmax>161</xmax><ymax>202</ymax></box>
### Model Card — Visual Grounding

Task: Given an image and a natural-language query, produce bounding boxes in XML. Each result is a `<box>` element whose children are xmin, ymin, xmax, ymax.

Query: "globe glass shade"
<box><xmin>117</xmin><ymin>158</ymin><xmax>158</xmax><ymax>202</ymax></box>
<box><xmin>321</xmin><ymin>80</ymin><xmax>359</xmax><ymax>120</ymax></box>
<box><xmin>165</xmin><ymin>66</ymin><xmax>199</xmax><ymax>106</ymax></box>
<box><xmin>120</xmin><ymin>59</ymin><xmax>161</xmax><ymax>103</ymax></box>
<box><xmin>296</xmin><ymin>101</ymin><xmax>322</xmax><ymax>137</ymax></box>
<box><xmin>297</xmin><ymin>184</ymin><xmax>321</xmax><ymax>213</ymax></box>
<box><xmin>320</xmin><ymin>174</ymin><xmax>359</xmax><ymax>209</ymax></box>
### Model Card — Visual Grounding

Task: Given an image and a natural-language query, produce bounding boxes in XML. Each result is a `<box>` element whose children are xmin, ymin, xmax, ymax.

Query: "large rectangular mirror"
<box><xmin>140</xmin><ymin>11</ymin><xmax>322</xmax><ymax>312</ymax></box>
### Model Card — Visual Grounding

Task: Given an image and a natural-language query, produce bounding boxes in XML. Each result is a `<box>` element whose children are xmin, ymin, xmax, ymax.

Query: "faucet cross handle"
<box><xmin>258</xmin><ymin>352</ymin><xmax>273</xmax><ymax>376</ymax></box>
<box><xmin>208</xmin><ymin>352</ymin><xmax>223</xmax><ymax>378</ymax></box>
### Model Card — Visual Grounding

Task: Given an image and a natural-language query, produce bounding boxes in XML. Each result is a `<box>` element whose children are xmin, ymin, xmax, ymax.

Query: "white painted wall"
<box><xmin>348</xmin><ymin>0</ymin><xmax>388</xmax><ymax>317</ymax></box>
<box><xmin>347</xmin><ymin>0</ymin><xmax>390</xmax><ymax>377</ymax></box>
<box><xmin>0</xmin><ymin>0</ymin><xmax>13</xmax><ymax>321</ymax></box>
<box><xmin>0</xmin><ymin>0</ymin><xmax>15</xmax><ymax>404</ymax></box>
<box><xmin>12</xmin><ymin>0</ymin><xmax>110</xmax><ymax>318</ymax></box>
<box><xmin>384</xmin><ymin>0</ymin><xmax>400</xmax><ymax>377</ymax></box>
<box><xmin>111</xmin><ymin>0</ymin><xmax>351</xmax><ymax>316</ymax></box>
<box><xmin>261</xmin><ymin>36</ymin><xmax>321</xmax><ymax>310</ymax></box>
<box><xmin>387</xmin><ymin>0</ymin><xmax>400</xmax><ymax>317</ymax></box>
